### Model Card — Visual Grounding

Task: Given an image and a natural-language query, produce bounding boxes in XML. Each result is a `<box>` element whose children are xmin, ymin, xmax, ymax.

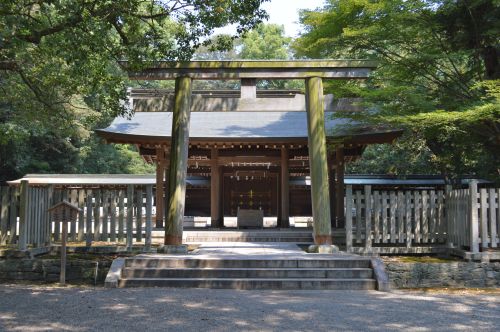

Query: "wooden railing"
<box><xmin>446</xmin><ymin>180</ymin><xmax>499</xmax><ymax>254</ymax></box>
<box><xmin>345</xmin><ymin>181</ymin><xmax>500</xmax><ymax>256</ymax></box>
<box><xmin>345</xmin><ymin>185</ymin><xmax>447</xmax><ymax>253</ymax></box>
<box><xmin>2</xmin><ymin>179</ymin><xmax>498</xmax><ymax>257</ymax></box>
<box><xmin>0</xmin><ymin>181</ymin><xmax>153</xmax><ymax>250</ymax></box>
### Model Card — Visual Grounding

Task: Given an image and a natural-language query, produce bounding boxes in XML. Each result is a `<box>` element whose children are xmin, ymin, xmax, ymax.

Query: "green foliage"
<box><xmin>192</xmin><ymin>23</ymin><xmax>304</xmax><ymax>90</ymax></box>
<box><xmin>239</xmin><ymin>24</ymin><xmax>291</xmax><ymax>59</ymax></box>
<box><xmin>295</xmin><ymin>0</ymin><xmax>500</xmax><ymax>181</ymax></box>
<box><xmin>79</xmin><ymin>141</ymin><xmax>155</xmax><ymax>174</ymax></box>
<box><xmin>347</xmin><ymin>135</ymin><xmax>441</xmax><ymax>175</ymax></box>
<box><xmin>0</xmin><ymin>0</ymin><xmax>268</xmax><ymax>182</ymax></box>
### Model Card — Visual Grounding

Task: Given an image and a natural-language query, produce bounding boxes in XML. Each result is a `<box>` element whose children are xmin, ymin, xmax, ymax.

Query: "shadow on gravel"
<box><xmin>0</xmin><ymin>285</ymin><xmax>499</xmax><ymax>331</ymax></box>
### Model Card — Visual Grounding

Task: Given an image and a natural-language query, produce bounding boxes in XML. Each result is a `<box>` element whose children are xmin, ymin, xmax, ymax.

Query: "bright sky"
<box><xmin>214</xmin><ymin>0</ymin><xmax>326</xmax><ymax>37</ymax></box>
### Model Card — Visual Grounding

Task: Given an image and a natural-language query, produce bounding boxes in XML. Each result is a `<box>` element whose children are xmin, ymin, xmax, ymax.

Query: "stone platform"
<box><xmin>106</xmin><ymin>243</ymin><xmax>387</xmax><ymax>290</ymax></box>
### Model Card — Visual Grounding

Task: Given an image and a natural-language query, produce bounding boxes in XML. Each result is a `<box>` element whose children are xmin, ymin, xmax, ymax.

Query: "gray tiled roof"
<box><xmin>97</xmin><ymin>111</ymin><xmax>376</xmax><ymax>140</ymax></box>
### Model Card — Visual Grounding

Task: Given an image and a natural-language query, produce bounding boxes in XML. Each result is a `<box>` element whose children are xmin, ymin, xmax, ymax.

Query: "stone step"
<box><xmin>124</xmin><ymin>258</ymin><xmax>372</xmax><ymax>269</ymax></box>
<box><xmin>121</xmin><ymin>267</ymin><xmax>374</xmax><ymax>279</ymax></box>
<box><xmin>183</xmin><ymin>237</ymin><xmax>313</xmax><ymax>243</ymax></box>
<box><xmin>182</xmin><ymin>233</ymin><xmax>314</xmax><ymax>243</ymax></box>
<box><xmin>118</xmin><ymin>277</ymin><xmax>377</xmax><ymax>290</ymax></box>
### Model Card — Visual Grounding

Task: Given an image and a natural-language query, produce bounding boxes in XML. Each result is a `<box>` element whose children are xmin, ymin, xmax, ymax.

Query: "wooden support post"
<box><xmin>126</xmin><ymin>185</ymin><xmax>134</xmax><ymax>251</ymax></box>
<box><xmin>345</xmin><ymin>185</ymin><xmax>353</xmax><ymax>252</ymax></box>
<box><xmin>305</xmin><ymin>76</ymin><xmax>332</xmax><ymax>245</ymax></box>
<box><xmin>18</xmin><ymin>180</ymin><xmax>29</xmax><ymax>250</ymax></box>
<box><xmin>60</xmin><ymin>221</ymin><xmax>67</xmax><ymax>285</ymax></box>
<box><xmin>210</xmin><ymin>147</ymin><xmax>221</xmax><ymax>228</ymax></box>
<box><xmin>0</xmin><ymin>187</ymin><xmax>9</xmax><ymax>245</ymax></box>
<box><xmin>145</xmin><ymin>184</ymin><xmax>153</xmax><ymax>251</ymax></box>
<box><xmin>469</xmin><ymin>180</ymin><xmax>479</xmax><ymax>254</ymax></box>
<box><xmin>328</xmin><ymin>157</ymin><xmax>336</xmax><ymax>228</ymax></box>
<box><xmin>280</xmin><ymin>146</ymin><xmax>290</xmax><ymax>228</ymax></box>
<box><xmin>165</xmin><ymin>76</ymin><xmax>192</xmax><ymax>245</ymax></box>
<box><xmin>155</xmin><ymin>148</ymin><xmax>164</xmax><ymax>228</ymax></box>
<box><xmin>335</xmin><ymin>146</ymin><xmax>345</xmax><ymax>228</ymax></box>
<box><xmin>364</xmin><ymin>185</ymin><xmax>372</xmax><ymax>251</ymax></box>
<box><xmin>85</xmin><ymin>190</ymin><xmax>93</xmax><ymax>247</ymax></box>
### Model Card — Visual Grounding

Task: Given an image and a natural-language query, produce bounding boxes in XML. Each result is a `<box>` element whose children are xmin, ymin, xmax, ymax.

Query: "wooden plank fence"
<box><xmin>2</xmin><ymin>179</ymin><xmax>499</xmax><ymax>256</ymax></box>
<box><xmin>345</xmin><ymin>181</ymin><xmax>500</xmax><ymax>255</ymax></box>
<box><xmin>346</xmin><ymin>185</ymin><xmax>447</xmax><ymax>252</ymax></box>
<box><xmin>446</xmin><ymin>180</ymin><xmax>499</xmax><ymax>254</ymax></box>
<box><xmin>0</xmin><ymin>181</ymin><xmax>154</xmax><ymax>250</ymax></box>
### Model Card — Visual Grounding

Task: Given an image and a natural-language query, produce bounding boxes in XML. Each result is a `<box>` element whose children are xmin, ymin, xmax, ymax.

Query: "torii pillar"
<box><xmin>305</xmin><ymin>77</ymin><xmax>332</xmax><ymax>245</ymax></box>
<box><xmin>164</xmin><ymin>76</ymin><xmax>192</xmax><ymax>245</ymax></box>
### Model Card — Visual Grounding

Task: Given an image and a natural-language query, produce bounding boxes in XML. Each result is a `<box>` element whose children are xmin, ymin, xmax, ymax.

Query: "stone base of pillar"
<box><xmin>307</xmin><ymin>244</ymin><xmax>339</xmax><ymax>254</ymax></box>
<box><xmin>157</xmin><ymin>244</ymin><xmax>188</xmax><ymax>254</ymax></box>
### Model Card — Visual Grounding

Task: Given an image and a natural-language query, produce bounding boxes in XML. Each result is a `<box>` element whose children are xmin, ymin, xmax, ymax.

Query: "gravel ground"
<box><xmin>0</xmin><ymin>285</ymin><xmax>499</xmax><ymax>331</ymax></box>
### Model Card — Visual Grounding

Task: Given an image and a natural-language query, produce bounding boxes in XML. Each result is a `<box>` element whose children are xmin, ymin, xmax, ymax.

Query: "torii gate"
<box><xmin>124</xmin><ymin>60</ymin><xmax>377</xmax><ymax>246</ymax></box>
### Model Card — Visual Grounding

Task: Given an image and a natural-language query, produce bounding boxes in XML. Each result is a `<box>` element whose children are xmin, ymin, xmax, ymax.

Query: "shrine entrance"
<box><xmin>225</xmin><ymin>174</ymin><xmax>277</xmax><ymax>217</ymax></box>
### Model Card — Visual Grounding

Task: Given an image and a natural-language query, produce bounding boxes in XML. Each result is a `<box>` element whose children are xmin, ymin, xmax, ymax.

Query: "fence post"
<box><xmin>18</xmin><ymin>180</ymin><xmax>29</xmax><ymax>250</ymax></box>
<box><xmin>145</xmin><ymin>184</ymin><xmax>153</xmax><ymax>251</ymax></box>
<box><xmin>364</xmin><ymin>185</ymin><xmax>372</xmax><ymax>251</ymax></box>
<box><xmin>0</xmin><ymin>186</ymin><xmax>9</xmax><ymax>245</ymax></box>
<box><xmin>345</xmin><ymin>185</ymin><xmax>353</xmax><ymax>252</ymax></box>
<box><xmin>469</xmin><ymin>180</ymin><xmax>479</xmax><ymax>254</ymax></box>
<box><xmin>47</xmin><ymin>185</ymin><xmax>54</xmax><ymax>245</ymax></box>
<box><xmin>85</xmin><ymin>189</ymin><xmax>93</xmax><ymax>247</ymax></box>
<box><xmin>445</xmin><ymin>185</ymin><xmax>453</xmax><ymax>248</ymax></box>
<box><xmin>126</xmin><ymin>185</ymin><xmax>134</xmax><ymax>251</ymax></box>
<box><xmin>480</xmin><ymin>188</ymin><xmax>488</xmax><ymax>249</ymax></box>
<box><xmin>405</xmin><ymin>191</ymin><xmax>412</xmax><ymax>249</ymax></box>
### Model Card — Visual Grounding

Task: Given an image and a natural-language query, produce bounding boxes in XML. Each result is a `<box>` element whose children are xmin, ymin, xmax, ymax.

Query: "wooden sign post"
<box><xmin>48</xmin><ymin>201</ymin><xmax>81</xmax><ymax>286</ymax></box>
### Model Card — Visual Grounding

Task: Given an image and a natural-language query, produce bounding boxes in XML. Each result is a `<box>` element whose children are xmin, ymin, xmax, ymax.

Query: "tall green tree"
<box><xmin>294</xmin><ymin>0</ymin><xmax>499</xmax><ymax>181</ymax></box>
<box><xmin>239</xmin><ymin>23</ymin><xmax>302</xmax><ymax>89</ymax></box>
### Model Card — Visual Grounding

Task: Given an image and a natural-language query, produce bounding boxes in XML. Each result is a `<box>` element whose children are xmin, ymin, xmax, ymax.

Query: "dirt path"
<box><xmin>0</xmin><ymin>284</ymin><xmax>499</xmax><ymax>331</ymax></box>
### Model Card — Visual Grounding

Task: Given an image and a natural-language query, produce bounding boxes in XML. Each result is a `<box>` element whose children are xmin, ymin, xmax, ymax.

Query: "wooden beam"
<box><xmin>124</xmin><ymin>60</ymin><xmax>377</xmax><ymax>80</ymax></box>
<box><xmin>306</xmin><ymin>77</ymin><xmax>332</xmax><ymax>245</ymax></box>
<box><xmin>280</xmin><ymin>147</ymin><xmax>290</xmax><ymax>228</ymax></box>
<box><xmin>165</xmin><ymin>76</ymin><xmax>191</xmax><ymax>245</ymax></box>
<box><xmin>217</xmin><ymin>156</ymin><xmax>281</xmax><ymax>165</ymax></box>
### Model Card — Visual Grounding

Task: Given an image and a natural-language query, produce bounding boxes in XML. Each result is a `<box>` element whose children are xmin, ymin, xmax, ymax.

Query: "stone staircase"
<box><xmin>181</xmin><ymin>230</ymin><xmax>314</xmax><ymax>243</ymax></box>
<box><xmin>116</xmin><ymin>256</ymin><xmax>378</xmax><ymax>290</ymax></box>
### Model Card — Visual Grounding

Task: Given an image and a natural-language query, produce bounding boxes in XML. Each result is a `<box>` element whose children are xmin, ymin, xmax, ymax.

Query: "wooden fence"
<box><xmin>345</xmin><ymin>185</ymin><xmax>447</xmax><ymax>253</ymax></box>
<box><xmin>2</xmin><ymin>179</ymin><xmax>499</xmax><ymax>257</ymax></box>
<box><xmin>345</xmin><ymin>181</ymin><xmax>500</xmax><ymax>257</ymax></box>
<box><xmin>446</xmin><ymin>180</ymin><xmax>499</xmax><ymax>255</ymax></box>
<box><xmin>0</xmin><ymin>181</ymin><xmax>153</xmax><ymax>250</ymax></box>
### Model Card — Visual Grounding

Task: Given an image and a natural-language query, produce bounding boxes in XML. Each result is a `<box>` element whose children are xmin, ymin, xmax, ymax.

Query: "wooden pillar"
<box><xmin>155</xmin><ymin>148</ymin><xmax>164</xmax><ymax>228</ymax></box>
<box><xmin>335</xmin><ymin>146</ymin><xmax>345</xmax><ymax>228</ymax></box>
<box><xmin>210</xmin><ymin>147</ymin><xmax>221</xmax><ymax>228</ymax></box>
<box><xmin>280</xmin><ymin>147</ymin><xmax>290</xmax><ymax>228</ymax></box>
<box><xmin>165</xmin><ymin>76</ymin><xmax>192</xmax><ymax>245</ymax></box>
<box><xmin>328</xmin><ymin>156</ymin><xmax>336</xmax><ymax>228</ymax></box>
<box><xmin>305</xmin><ymin>77</ymin><xmax>332</xmax><ymax>245</ymax></box>
<box><xmin>18</xmin><ymin>180</ymin><xmax>28</xmax><ymax>250</ymax></box>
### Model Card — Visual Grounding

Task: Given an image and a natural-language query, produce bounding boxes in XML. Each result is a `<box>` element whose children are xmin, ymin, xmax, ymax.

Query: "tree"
<box><xmin>239</xmin><ymin>23</ymin><xmax>302</xmax><ymax>89</ymax></box>
<box><xmin>0</xmin><ymin>0</ymin><xmax>269</xmax><ymax>182</ymax></box>
<box><xmin>294</xmin><ymin>0</ymin><xmax>499</xmax><ymax>181</ymax></box>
